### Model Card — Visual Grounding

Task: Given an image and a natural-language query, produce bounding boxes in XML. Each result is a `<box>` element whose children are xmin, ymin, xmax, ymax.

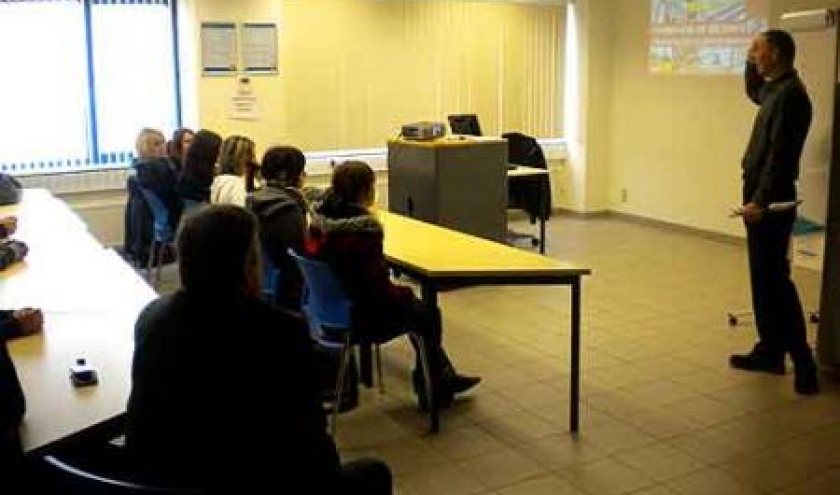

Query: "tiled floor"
<box><xmin>156</xmin><ymin>213</ymin><xmax>839</xmax><ymax>494</ymax></box>
<box><xmin>328</xmin><ymin>215</ymin><xmax>839</xmax><ymax>495</ymax></box>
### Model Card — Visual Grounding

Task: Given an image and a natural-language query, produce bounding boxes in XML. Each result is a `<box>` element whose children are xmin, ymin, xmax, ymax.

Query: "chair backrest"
<box><xmin>259</xmin><ymin>243</ymin><xmax>281</xmax><ymax>303</ymax></box>
<box><xmin>138</xmin><ymin>187</ymin><xmax>173</xmax><ymax>243</ymax></box>
<box><xmin>287</xmin><ymin>249</ymin><xmax>352</xmax><ymax>348</ymax></box>
<box><xmin>448</xmin><ymin>114</ymin><xmax>482</xmax><ymax>136</ymax></box>
<box><xmin>41</xmin><ymin>455</ymin><xmax>201</xmax><ymax>495</ymax></box>
<box><xmin>502</xmin><ymin>132</ymin><xmax>547</xmax><ymax>170</ymax></box>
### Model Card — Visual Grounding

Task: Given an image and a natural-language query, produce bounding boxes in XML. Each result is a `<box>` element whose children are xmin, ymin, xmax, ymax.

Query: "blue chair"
<box><xmin>288</xmin><ymin>249</ymin><xmax>435</xmax><ymax>435</ymax></box>
<box><xmin>41</xmin><ymin>454</ymin><xmax>202</xmax><ymax>494</ymax></box>
<box><xmin>138</xmin><ymin>187</ymin><xmax>175</xmax><ymax>290</ymax></box>
<box><xmin>259</xmin><ymin>244</ymin><xmax>281</xmax><ymax>304</ymax></box>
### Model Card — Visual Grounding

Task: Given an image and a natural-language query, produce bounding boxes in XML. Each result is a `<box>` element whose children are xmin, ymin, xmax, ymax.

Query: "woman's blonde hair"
<box><xmin>135</xmin><ymin>128</ymin><xmax>165</xmax><ymax>159</ymax></box>
<box><xmin>218</xmin><ymin>135</ymin><xmax>255</xmax><ymax>176</ymax></box>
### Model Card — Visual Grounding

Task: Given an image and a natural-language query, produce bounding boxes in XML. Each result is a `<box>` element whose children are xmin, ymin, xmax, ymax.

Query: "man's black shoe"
<box><xmin>445</xmin><ymin>374</ymin><xmax>481</xmax><ymax>395</ymax></box>
<box><xmin>729</xmin><ymin>352</ymin><xmax>785</xmax><ymax>375</ymax></box>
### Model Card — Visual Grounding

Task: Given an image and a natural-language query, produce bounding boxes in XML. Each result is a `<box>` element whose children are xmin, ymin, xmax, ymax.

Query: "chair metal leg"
<box><xmin>154</xmin><ymin>243</ymin><xmax>165</xmax><ymax>289</ymax></box>
<box><xmin>375</xmin><ymin>344</ymin><xmax>385</xmax><ymax>394</ymax></box>
<box><xmin>331</xmin><ymin>334</ymin><xmax>353</xmax><ymax>437</ymax></box>
<box><xmin>359</xmin><ymin>344</ymin><xmax>373</xmax><ymax>388</ymax></box>
<box><xmin>409</xmin><ymin>333</ymin><xmax>437</xmax><ymax>433</ymax></box>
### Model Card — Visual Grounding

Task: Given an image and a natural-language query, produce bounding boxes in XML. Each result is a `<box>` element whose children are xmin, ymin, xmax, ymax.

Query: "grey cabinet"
<box><xmin>387</xmin><ymin>138</ymin><xmax>507</xmax><ymax>242</ymax></box>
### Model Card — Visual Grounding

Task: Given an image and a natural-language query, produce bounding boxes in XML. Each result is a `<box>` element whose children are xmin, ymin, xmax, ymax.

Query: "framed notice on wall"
<box><xmin>241</xmin><ymin>23</ymin><xmax>278</xmax><ymax>74</ymax></box>
<box><xmin>201</xmin><ymin>22</ymin><xmax>237</xmax><ymax>75</ymax></box>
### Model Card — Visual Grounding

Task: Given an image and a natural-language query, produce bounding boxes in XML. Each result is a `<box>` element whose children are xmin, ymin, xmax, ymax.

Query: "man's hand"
<box><xmin>742</xmin><ymin>202</ymin><xmax>765</xmax><ymax>224</ymax></box>
<box><xmin>0</xmin><ymin>216</ymin><xmax>17</xmax><ymax>237</ymax></box>
<box><xmin>13</xmin><ymin>308</ymin><xmax>43</xmax><ymax>336</ymax></box>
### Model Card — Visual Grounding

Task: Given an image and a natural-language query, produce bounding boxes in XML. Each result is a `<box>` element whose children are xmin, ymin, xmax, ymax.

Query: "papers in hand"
<box><xmin>730</xmin><ymin>200</ymin><xmax>802</xmax><ymax>217</ymax></box>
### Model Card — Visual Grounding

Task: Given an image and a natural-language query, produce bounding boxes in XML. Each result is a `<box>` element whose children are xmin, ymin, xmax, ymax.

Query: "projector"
<box><xmin>401</xmin><ymin>121</ymin><xmax>446</xmax><ymax>140</ymax></box>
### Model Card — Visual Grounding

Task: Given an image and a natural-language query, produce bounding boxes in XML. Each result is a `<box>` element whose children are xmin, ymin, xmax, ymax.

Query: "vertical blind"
<box><xmin>281</xmin><ymin>0</ymin><xmax>565</xmax><ymax>151</ymax></box>
<box><xmin>0</xmin><ymin>0</ymin><xmax>179</xmax><ymax>175</ymax></box>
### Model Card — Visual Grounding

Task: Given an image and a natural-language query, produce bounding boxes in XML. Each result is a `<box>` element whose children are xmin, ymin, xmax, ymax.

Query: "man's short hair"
<box><xmin>135</xmin><ymin>128</ymin><xmax>164</xmax><ymax>159</ymax></box>
<box><xmin>763</xmin><ymin>29</ymin><xmax>796</xmax><ymax>65</ymax></box>
<box><xmin>261</xmin><ymin>146</ymin><xmax>306</xmax><ymax>186</ymax></box>
<box><xmin>178</xmin><ymin>205</ymin><xmax>257</xmax><ymax>294</ymax></box>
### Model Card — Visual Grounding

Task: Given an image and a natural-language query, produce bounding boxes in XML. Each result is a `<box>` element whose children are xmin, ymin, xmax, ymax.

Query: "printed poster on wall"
<box><xmin>201</xmin><ymin>22</ymin><xmax>237</xmax><ymax>75</ymax></box>
<box><xmin>242</xmin><ymin>23</ymin><xmax>278</xmax><ymax>74</ymax></box>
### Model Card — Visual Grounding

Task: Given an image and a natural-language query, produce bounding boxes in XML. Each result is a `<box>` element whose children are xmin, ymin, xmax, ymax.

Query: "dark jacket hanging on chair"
<box><xmin>503</xmin><ymin>132</ymin><xmax>552</xmax><ymax>222</ymax></box>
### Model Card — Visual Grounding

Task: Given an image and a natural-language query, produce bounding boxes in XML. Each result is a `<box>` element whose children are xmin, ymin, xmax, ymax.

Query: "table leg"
<box><xmin>421</xmin><ymin>281</ymin><xmax>440</xmax><ymax>433</ymax></box>
<box><xmin>570</xmin><ymin>279</ymin><xmax>581</xmax><ymax>433</ymax></box>
<box><xmin>539</xmin><ymin>185</ymin><xmax>546</xmax><ymax>254</ymax></box>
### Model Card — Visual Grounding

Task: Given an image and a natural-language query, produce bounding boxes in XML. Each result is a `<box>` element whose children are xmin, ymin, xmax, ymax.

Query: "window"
<box><xmin>0</xmin><ymin>0</ymin><xmax>180</xmax><ymax>175</ymax></box>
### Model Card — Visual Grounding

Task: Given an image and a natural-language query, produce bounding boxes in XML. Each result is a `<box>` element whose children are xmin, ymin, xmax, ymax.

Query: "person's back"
<box><xmin>250</xmin><ymin>185</ymin><xmax>307</xmax><ymax>307</ymax></box>
<box><xmin>210</xmin><ymin>135</ymin><xmax>257</xmax><ymax>207</ymax></box>
<box><xmin>126</xmin><ymin>291</ymin><xmax>339</xmax><ymax>490</ymax></box>
<box><xmin>249</xmin><ymin>146</ymin><xmax>311</xmax><ymax>310</ymax></box>
<box><xmin>125</xmin><ymin>205</ymin><xmax>341</xmax><ymax>491</ymax></box>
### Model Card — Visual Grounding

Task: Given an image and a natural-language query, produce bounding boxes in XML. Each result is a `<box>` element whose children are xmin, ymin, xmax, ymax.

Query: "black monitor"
<box><xmin>447</xmin><ymin>114</ymin><xmax>482</xmax><ymax>136</ymax></box>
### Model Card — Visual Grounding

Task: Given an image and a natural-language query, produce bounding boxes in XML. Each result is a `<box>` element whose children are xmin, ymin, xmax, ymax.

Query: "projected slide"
<box><xmin>650</xmin><ymin>0</ymin><xmax>768</xmax><ymax>74</ymax></box>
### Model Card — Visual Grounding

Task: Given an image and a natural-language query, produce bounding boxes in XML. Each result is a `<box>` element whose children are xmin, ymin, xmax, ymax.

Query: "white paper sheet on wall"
<box><xmin>241</xmin><ymin>23</ymin><xmax>277</xmax><ymax>73</ymax></box>
<box><xmin>201</xmin><ymin>22</ymin><xmax>237</xmax><ymax>75</ymax></box>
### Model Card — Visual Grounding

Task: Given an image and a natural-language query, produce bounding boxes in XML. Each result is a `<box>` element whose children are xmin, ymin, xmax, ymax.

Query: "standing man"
<box><xmin>730</xmin><ymin>29</ymin><xmax>818</xmax><ymax>395</ymax></box>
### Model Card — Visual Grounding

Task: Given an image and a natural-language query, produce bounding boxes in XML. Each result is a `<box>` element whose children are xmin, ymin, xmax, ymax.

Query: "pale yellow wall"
<box><xmin>182</xmin><ymin>0</ymin><xmax>564</xmax><ymax>158</ymax></box>
<box><xmin>566</xmin><ymin>0</ymin><xmax>615</xmax><ymax>212</ymax></box>
<box><xmin>602</xmin><ymin>0</ymin><xmax>839</xmax><ymax>235</ymax></box>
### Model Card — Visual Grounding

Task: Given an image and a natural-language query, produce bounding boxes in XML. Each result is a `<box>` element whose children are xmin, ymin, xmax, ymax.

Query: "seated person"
<box><xmin>1</xmin><ymin>216</ymin><xmax>44</xmax><ymax>474</ymax></box>
<box><xmin>210</xmin><ymin>135</ymin><xmax>258</xmax><ymax>207</ymax></box>
<box><xmin>167</xmin><ymin>128</ymin><xmax>194</xmax><ymax>172</ymax></box>
<box><xmin>131</xmin><ymin>128</ymin><xmax>183</xmax><ymax>232</ymax></box>
<box><xmin>1</xmin><ymin>310</ymin><xmax>42</xmax><ymax>493</ymax></box>
<box><xmin>125</xmin><ymin>205</ymin><xmax>391</xmax><ymax>494</ymax></box>
<box><xmin>1</xmin><ymin>308</ymin><xmax>42</xmax><ymax>470</ymax></box>
<box><xmin>307</xmin><ymin>161</ymin><xmax>480</xmax><ymax>409</ymax></box>
<box><xmin>178</xmin><ymin>129</ymin><xmax>222</xmax><ymax>206</ymax></box>
<box><xmin>249</xmin><ymin>146</ymin><xmax>311</xmax><ymax>310</ymax></box>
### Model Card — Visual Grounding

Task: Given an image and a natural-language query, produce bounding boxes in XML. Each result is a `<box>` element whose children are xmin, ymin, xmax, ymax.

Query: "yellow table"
<box><xmin>1</xmin><ymin>189</ymin><xmax>156</xmax><ymax>455</ymax></box>
<box><xmin>378</xmin><ymin>211</ymin><xmax>590</xmax><ymax>433</ymax></box>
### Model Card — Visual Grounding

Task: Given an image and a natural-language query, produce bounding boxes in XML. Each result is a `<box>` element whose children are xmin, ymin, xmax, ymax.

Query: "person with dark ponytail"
<box><xmin>249</xmin><ymin>146</ymin><xmax>312</xmax><ymax>310</ymax></box>
<box><xmin>308</xmin><ymin>161</ymin><xmax>480</xmax><ymax>409</ymax></box>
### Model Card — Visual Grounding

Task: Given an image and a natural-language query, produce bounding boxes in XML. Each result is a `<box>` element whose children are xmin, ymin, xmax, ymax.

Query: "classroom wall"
<box><xmin>181</xmin><ymin>0</ymin><xmax>565</xmax><ymax>157</ymax></box>
<box><xmin>601</xmin><ymin>0</ymin><xmax>839</xmax><ymax>236</ymax></box>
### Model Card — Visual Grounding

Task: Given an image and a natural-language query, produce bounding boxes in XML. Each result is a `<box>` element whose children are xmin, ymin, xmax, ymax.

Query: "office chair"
<box><xmin>259</xmin><ymin>244</ymin><xmax>281</xmax><ymax>304</ymax></box>
<box><xmin>288</xmin><ymin>249</ymin><xmax>435</xmax><ymax>435</ymax></box>
<box><xmin>40</xmin><ymin>454</ymin><xmax>201</xmax><ymax>495</ymax></box>
<box><xmin>503</xmin><ymin>132</ymin><xmax>552</xmax><ymax>249</ymax></box>
<box><xmin>138</xmin><ymin>187</ymin><xmax>176</xmax><ymax>290</ymax></box>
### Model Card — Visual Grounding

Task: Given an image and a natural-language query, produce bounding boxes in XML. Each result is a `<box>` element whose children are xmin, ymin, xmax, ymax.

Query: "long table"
<box><xmin>378</xmin><ymin>211</ymin><xmax>590</xmax><ymax>433</ymax></box>
<box><xmin>1</xmin><ymin>189</ymin><xmax>155</xmax><ymax>455</ymax></box>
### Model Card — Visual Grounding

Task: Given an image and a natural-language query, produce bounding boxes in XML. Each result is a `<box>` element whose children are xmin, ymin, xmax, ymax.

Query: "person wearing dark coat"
<box><xmin>131</xmin><ymin>128</ymin><xmax>183</xmax><ymax>232</ymax></box>
<box><xmin>125</xmin><ymin>204</ymin><xmax>391</xmax><ymax>494</ymax></box>
<box><xmin>249</xmin><ymin>146</ymin><xmax>311</xmax><ymax>310</ymax></box>
<box><xmin>729</xmin><ymin>29</ymin><xmax>818</xmax><ymax>395</ymax></box>
<box><xmin>307</xmin><ymin>161</ymin><xmax>480</xmax><ymax>409</ymax></box>
<box><xmin>0</xmin><ymin>215</ymin><xmax>44</xmax><ymax>489</ymax></box>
